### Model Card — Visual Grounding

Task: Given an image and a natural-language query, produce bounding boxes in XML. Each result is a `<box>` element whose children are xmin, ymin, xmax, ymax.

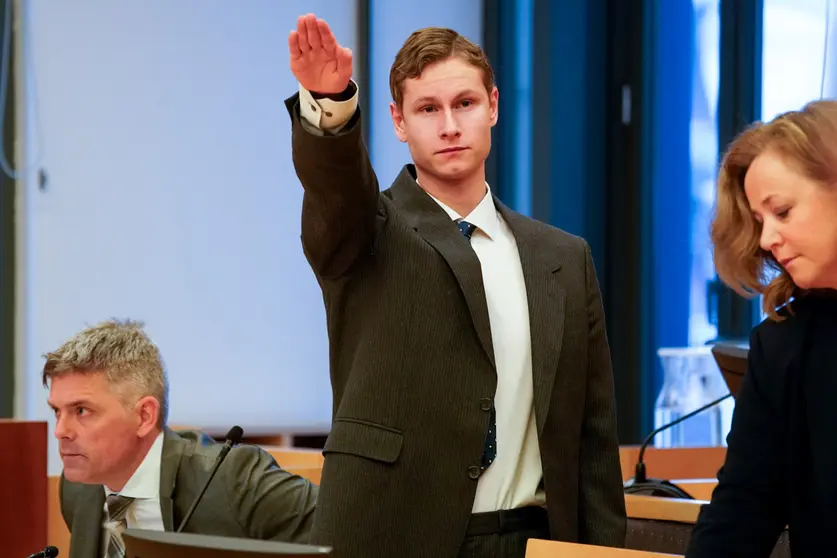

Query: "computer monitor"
<box><xmin>710</xmin><ymin>342</ymin><xmax>749</xmax><ymax>398</ymax></box>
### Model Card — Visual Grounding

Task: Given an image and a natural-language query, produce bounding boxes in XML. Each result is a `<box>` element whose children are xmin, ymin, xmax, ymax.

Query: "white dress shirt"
<box><xmin>298</xmin><ymin>83</ymin><xmax>358</xmax><ymax>134</ymax></box>
<box><xmin>426</xmin><ymin>191</ymin><xmax>545</xmax><ymax>512</ymax></box>
<box><xmin>102</xmin><ymin>430</ymin><xmax>166</xmax><ymax>551</ymax></box>
<box><xmin>299</xmin><ymin>83</ymin><xmax>545</xmax><ymax>512</ymax></box>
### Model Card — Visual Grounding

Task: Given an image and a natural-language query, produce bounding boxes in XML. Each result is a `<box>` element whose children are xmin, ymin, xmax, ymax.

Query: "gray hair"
<box><xmin>42</xmin><ymin>319</ymin><xmax>169</xmax><ymax>427</ymax></box>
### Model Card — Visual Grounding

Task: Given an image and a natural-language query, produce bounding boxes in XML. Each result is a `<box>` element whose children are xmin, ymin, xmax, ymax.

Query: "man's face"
<box><xmin>48</xmin><ymin>371</ymin><xmax>158</xmax><ymax>489</ymax></box>
<box><xmin>390</xmin><ymin>56</ymin><xmax>498</xmax><ymax>184</ymax></box>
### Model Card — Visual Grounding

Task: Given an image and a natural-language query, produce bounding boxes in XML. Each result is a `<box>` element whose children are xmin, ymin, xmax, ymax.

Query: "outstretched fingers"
<box><xmin>305</xmin><ymin>15</ymin><xmax>322</xmax><ymax>51</ymax></box>
<box><xmin>317</xmin><ymin>19</ymin><xmax>338</xmax><ymax>55</ymax></box>
<box><xmin>288</xmin><ymin>30</ymin><xmax>303</xmax><ymax>60</ymax></box>
<box><xmin>296</xmin><ymin>14</ymin><xmax>311</xmax><ymax>53</ymax></box>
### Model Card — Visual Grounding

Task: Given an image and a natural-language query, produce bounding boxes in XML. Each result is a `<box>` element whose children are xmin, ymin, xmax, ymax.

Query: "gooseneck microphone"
<box><xmin>25</xmin><ymin>546</ymin><xmax>59</xmax><ymax>558</ymax></box>
<box><xmin>176</xmin><ymin>425</ymin><xmax>244</xmax><ymax>533</ymax></box>
<box><xmin>624</xmin><ymin>393</ymin><xmax>733</xmax><ymax>499</ymax></box>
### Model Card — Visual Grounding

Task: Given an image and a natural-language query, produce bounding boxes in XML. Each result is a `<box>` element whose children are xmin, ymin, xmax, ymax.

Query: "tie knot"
<box><xmin>456</xmin><ymin>219</ymin><xmax>477</xmax><ymax>240</ymax></box>
<box><xmin>106</xmin><ymin>494</ymin><xmax>135</xmax><ymax>523</ymax></box>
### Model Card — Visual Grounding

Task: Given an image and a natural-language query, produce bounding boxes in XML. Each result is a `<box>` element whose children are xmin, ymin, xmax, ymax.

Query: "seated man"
<box><xmin>45</xmin><ymin>319</ymin><xmax>317</xmax><ymax>557</ymax></box>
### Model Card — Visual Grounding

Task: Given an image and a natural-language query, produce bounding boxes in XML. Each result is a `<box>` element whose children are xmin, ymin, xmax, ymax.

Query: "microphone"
<box><xmin>25</xmin><ymin>547</ymin><xmax>58</xmax><ymax>558</ymax></box>
<box><xmin>176</xmin><ymin>425</ymin><xmax>244</xmax><ymax>533</ymax></box>
<box><xmin>623</xmin><ymin>393</ymin><xmax>733</xmax><ymax>499</ymax></box>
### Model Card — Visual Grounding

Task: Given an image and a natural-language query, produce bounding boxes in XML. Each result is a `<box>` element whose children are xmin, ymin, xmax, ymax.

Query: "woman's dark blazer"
<box><xmin>686</xmin><ymin>292</ymin><xmax>837</xmax><ymax>557</ymax></box>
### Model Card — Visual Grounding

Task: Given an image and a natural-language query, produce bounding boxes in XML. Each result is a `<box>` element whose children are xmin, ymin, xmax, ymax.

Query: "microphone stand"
<box><xmin>25</xmin><ymin>547</ymin><xmax>58</xmax><ymax>558</ymax></box>
<box><xmin>624</xmin><ymin>392</ymin><xmax>733</xmax><ymax>499</ymax></box>
<box><xmin>176</xmin><ymin>426</ymin><xmax>243</xmax><ymax>533</ymax></box>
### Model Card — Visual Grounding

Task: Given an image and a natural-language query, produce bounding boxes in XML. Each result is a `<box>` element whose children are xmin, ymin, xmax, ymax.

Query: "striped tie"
<box><xmin>455</xmin><ymin>218</ymin><xmax>497</xmax><ymax>470</ymax></box>
<box><xmin>104</xmin><ymin>493</ymin><xmax>135</xmax><ymax>558</ymax></box>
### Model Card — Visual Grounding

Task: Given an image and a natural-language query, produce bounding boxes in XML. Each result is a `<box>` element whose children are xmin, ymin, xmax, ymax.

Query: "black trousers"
<box><xmin>457</xmin><ymin>506</ymin><xmax>551</xmax><ymax>558</ymax></box>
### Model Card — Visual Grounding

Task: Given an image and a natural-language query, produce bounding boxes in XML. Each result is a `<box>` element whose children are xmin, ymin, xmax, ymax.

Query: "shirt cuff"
<box><xmin>298</xmin><ymin>80</ymin><xmax>359</xmax><ymax>134</ymax></box>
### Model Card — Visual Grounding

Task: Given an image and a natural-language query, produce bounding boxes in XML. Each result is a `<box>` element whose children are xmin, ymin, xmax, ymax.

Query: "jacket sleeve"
<box><xmin>223</xmin><ymin>445</ymin><xmax>319</xmax><ymax>543</ymax></box>
<box><xmin>685</xmin><ymin>327</ymin><xmax>788</xmax><ymax>557</ymax></box>
<box><xmin>578</xmin><ymin>240</ymin><xmax>627</xmax><ymax>547</ymax></box>
<box><xmin>285</xmin><ymin>83</ymin><xmax>379</xmax><ymax>280</ymax></box>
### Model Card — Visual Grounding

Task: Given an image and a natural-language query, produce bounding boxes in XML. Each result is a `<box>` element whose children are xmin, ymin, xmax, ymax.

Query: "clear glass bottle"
<box><xmin>655</xmin><ymin>346</ymin><xmax>728</xmax><ymax>447</ymax></box>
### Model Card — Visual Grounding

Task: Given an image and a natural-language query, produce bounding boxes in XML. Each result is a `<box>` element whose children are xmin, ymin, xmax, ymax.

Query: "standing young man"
<box><xmin>286</xmin><ymin>13</ymin><xmax>626</xmax><ymax>558</ymax></box>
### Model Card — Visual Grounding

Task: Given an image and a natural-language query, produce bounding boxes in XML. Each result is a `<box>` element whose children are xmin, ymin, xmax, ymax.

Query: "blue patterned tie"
<box><xmin>457</xmin><ymin>219</ymin><xmax>477</xmax><ymax>240</ymax></box>
<box><xmin>455</xmin><ymin>219</ymin><xmax>497</xmax><ymax>470</ymax></box>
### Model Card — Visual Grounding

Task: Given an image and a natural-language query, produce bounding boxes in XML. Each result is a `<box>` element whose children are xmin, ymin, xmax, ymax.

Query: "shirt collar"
<box><xmin>425</xmin><ymin>184</ymin><xmax>500</xmax><ymax>240</ymax></box>
<box><xmin>105</xmin><ymin>430</ymin><xmax>164</xmax><ymax>499</ymax></box>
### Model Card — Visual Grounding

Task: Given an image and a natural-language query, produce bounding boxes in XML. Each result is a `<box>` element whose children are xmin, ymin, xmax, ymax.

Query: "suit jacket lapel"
<box><xmin>159</xmin><ymin>428</ymin><xmax>186</xmax><ymax>531</ymax></box>
<box><xmin>389</xmin><ymin>166</ymin><xmax>495</xmax><ymax>368</ymax></box>
<box><xmin>499</xmin><ymin>203</ymin><xmax>566</xmax><ymax>434</ymax></box>
<box><xmin>69</xmin><ymin>486</ymin><xmax>105</xmax><ymax>558</ymax></box>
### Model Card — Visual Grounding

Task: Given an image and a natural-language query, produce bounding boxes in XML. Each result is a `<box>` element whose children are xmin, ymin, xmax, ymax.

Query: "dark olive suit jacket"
<box><xmin>60</xmin><ymin>429</ymin><xmax>317</xmax><ymax>558</ymax></box>
<box><xmin>286</xmin><ymin>94</ymin><xmax>626</xmax><ymax>558</ymax></box>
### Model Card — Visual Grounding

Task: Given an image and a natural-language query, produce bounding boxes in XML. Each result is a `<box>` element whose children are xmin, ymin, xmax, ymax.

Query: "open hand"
<box><xmin>289</xmin><ymin>14</ymin><xmax>353</xmax><ymax>95</ymax></box>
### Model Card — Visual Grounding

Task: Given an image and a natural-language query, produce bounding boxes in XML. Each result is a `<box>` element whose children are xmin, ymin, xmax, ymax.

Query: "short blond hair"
<box><xmin>389</xmin><ymin>27</ymin><xmax>494</xmax><ymax>108</ymax></box>
<box><xmin>42</xmin><ymin>319</ymin><xmax>169</xmax><ymax>427</ymax></box>
<box><xmin>712</xmin><ymin>99</ymin><xmax>837</xmax><ymax>320</ymax></box>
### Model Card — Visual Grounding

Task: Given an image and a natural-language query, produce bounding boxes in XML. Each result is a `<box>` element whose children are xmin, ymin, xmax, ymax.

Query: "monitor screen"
<box><xmin>711</xmin><ymin>342</ymin><xmax>749</xmax><ymax>398</ymax></box>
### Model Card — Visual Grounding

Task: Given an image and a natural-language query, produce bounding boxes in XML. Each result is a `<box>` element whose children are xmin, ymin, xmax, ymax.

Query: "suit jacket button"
<box><xmin>468</xmin><ymin>465</ymin><xmax>482</xmax><ymax>479</ymax></box>
<box><xmin>480</xmin><ymin>398</ymin><xmax>492</xmax><ymax>412</ymax></box>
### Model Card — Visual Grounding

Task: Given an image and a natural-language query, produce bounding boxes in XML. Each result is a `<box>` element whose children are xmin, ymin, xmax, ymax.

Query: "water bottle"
<box><xmin>654</xmin><ymin>347</ymin><xmax>731</xmax><ymax>448</ymax></box>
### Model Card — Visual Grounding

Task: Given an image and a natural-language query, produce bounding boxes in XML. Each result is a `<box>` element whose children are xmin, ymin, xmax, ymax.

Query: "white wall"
<box><xmin>368</xmin><ymin>0</ymin><xmax>483</xmax><ymax>187</ymax></box>
<box><xmin>15</xmin><ymin>0</ymin><xmax>357</xmax><ymax>474</ymax></box>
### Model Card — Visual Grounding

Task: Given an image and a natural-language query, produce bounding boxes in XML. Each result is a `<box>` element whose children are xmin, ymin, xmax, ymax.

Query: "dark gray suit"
<box><xmin>286</xmin><ymin>95</ymin><xmax>626</xmax><ymax>557</ymax></box>
<box><xmin>60</xmin><ymin>429</ymin><xmax>317</xmax><ymax>558</ymax></box>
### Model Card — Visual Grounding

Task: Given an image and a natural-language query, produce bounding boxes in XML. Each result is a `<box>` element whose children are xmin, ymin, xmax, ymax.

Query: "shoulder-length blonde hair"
<box><xmin>712</xmin><ymin>99</ymin><xmax>837</xmax><ymax>321</ymax></box>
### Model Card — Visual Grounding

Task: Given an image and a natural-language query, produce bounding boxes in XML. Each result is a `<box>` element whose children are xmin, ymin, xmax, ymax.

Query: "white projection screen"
<box><xmin>14</xmin><ymin>0</ymin><xmax>358</xmax><ymax>474</ymax></box>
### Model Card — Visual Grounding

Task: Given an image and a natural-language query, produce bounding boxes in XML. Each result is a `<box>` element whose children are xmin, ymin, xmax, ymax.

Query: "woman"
<box><xmin>686</xmin><ymin>100</ymin><xmax>837</xmax><ymax>557</ymax></box>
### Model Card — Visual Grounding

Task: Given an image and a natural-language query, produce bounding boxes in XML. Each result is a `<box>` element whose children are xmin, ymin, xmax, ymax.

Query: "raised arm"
<box><xmin>287</xmin><ymin>14</ymin><xmax>379</xmax><ymax>279</ymax></box>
